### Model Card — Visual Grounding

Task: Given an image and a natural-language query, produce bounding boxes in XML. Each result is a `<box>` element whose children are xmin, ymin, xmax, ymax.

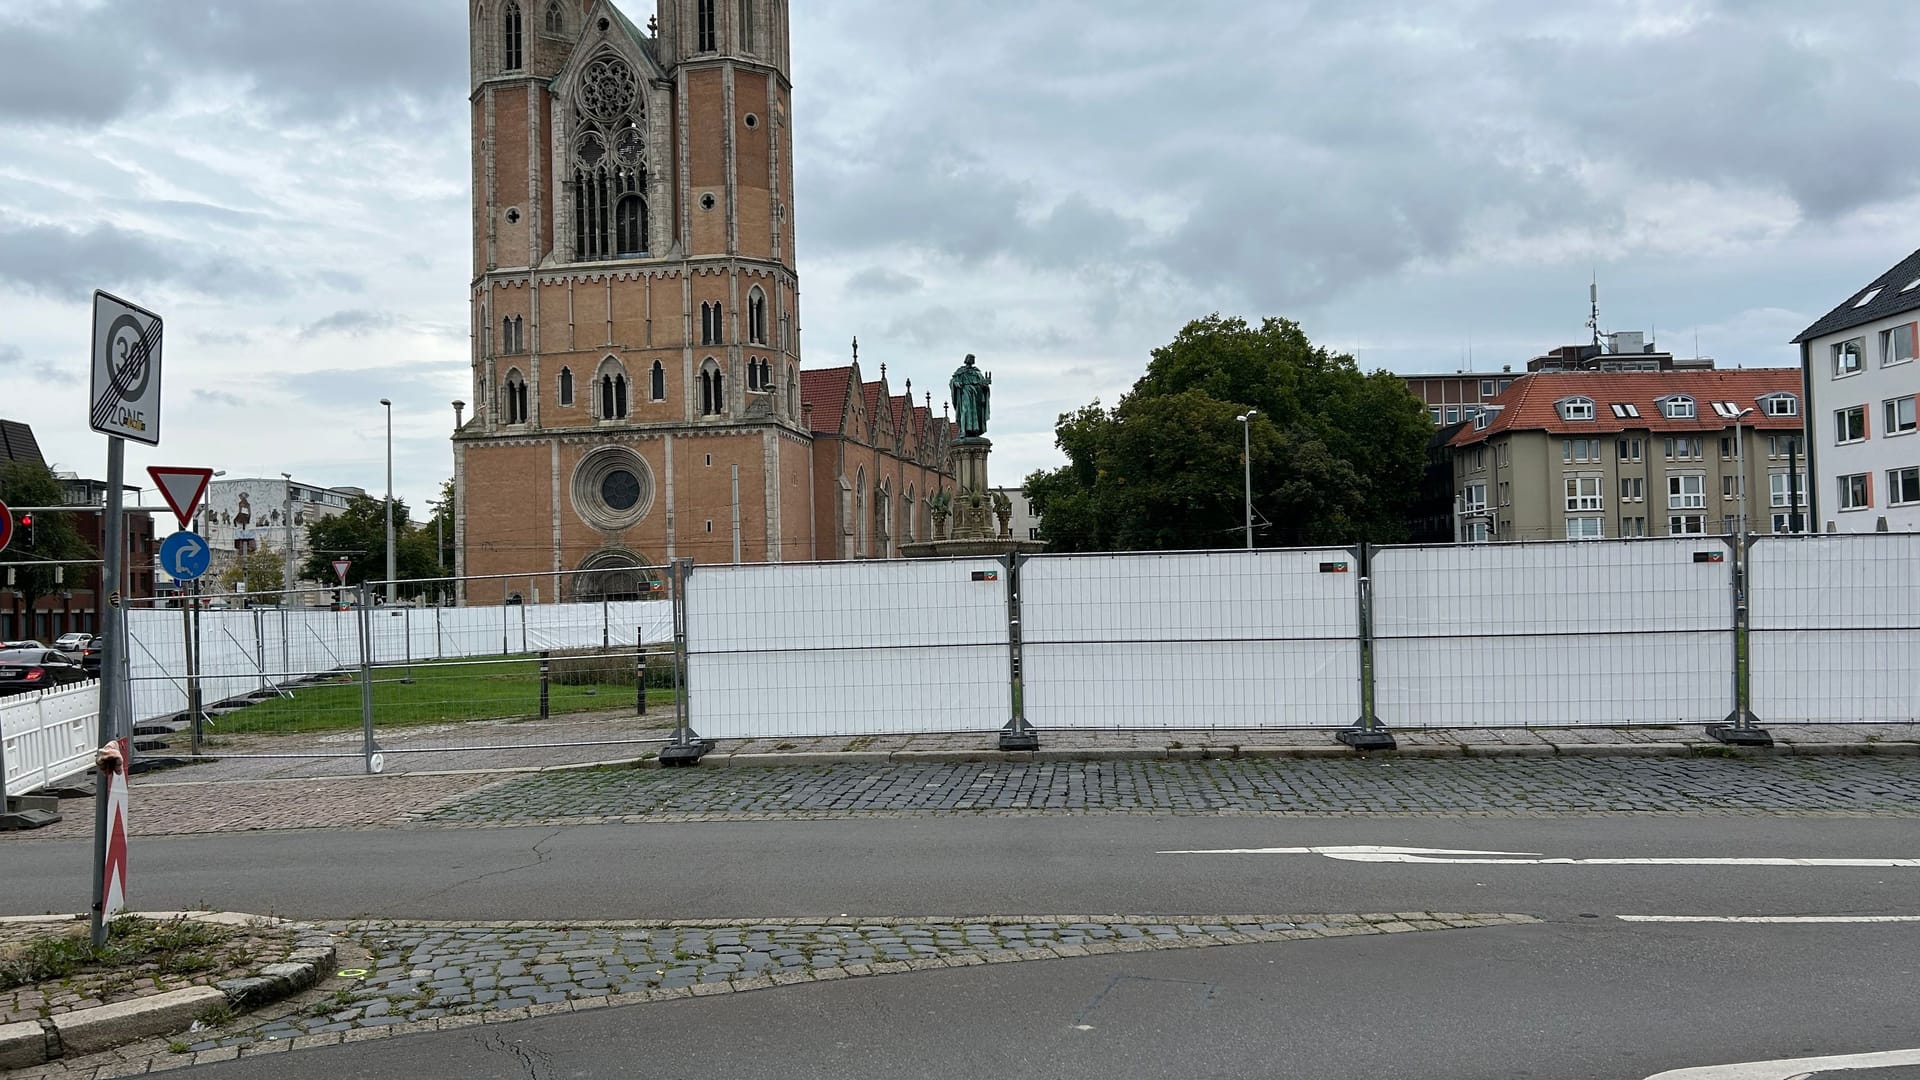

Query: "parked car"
<box><xmin>0</xmin><ymin>648</ymin><xmax>90</xmax><ymax>696</ymax></box>
<box><xmin>53</xmin><ymin>632</ymin><xmax>93</xmax><ymax>651</ymax></box>
<box><xmin>78</xmin><ymin>638</ymin><xmax>103</xmax><ymax>674</ymax></box>
<box><xmin>2</xmin><ymin>640</ymin><xmax>46</xmax><ymax>650</ymax></box>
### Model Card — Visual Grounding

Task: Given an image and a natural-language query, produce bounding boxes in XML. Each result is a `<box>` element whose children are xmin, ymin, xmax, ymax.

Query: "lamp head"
<box><xmin>380</xmin><ymin>398</ymin><xmax>392</xmax><ymax>407</ymax></box>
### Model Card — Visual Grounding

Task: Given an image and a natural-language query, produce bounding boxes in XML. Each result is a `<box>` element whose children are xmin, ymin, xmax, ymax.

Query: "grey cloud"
<box><xmin>280</xmin><ymin>367</ymin><xmax>466</xmax><ymax>412</ymax></box>
<box><xmin>0</xmin><ymin>343</ymin><xmax>64</xmax><ymax>384</ymax></box>
<box><xmin>193</xmin><ymin>389</ymin><xmax>245</xmax><ymax>407</ymax></box>
<box><xmin>0</xmin><ymin>219</ymin><xmax>291</xmax><ymax>300</ymax></box>
<box><xmin>300</xmin><ymin>310</ymin><xmax>402</xmax><ymax>340</ymax></box>
<box><xmin>846</xmin><ymin>267</ymin><xmax>923</xmax><ymax>296</ymax></box>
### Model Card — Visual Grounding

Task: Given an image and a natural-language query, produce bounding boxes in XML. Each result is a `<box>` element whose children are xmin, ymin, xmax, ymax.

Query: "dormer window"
<box><xmin>1556</xmin><ymin>397</ymin><xmax>1595</xmax><ymax>421</ymax></box>
<box><xmin>1761</xmin><ymin>393</ymin><xmax>1798</xmax><ymax>417</ymax></box>
<box><xmin>1660</xmin><ymin>395</ymin><xmax>1696</xmax><ymax>420</ymax></box>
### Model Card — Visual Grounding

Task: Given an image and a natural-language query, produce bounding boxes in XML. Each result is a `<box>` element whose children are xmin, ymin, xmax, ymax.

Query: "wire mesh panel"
<box><xmin>1371</xmin><ymin>539</ymin><xmax>1735</xmax><ymax>728</ymax></box>
<box><xmin>685</xmin><ymin>558</ymin><xmax>1011</xmax><ymax>738</ymax></box>
<box><xmin>1749</xmin><ymin>534</ymin><xmax>1920</xmax><ymax>723</ymax></box>
<box><xmin>1</xmin><ymin>680</ymin><xmax>99</xmax><ymax>798</ymax></box>
<box><xmin>1020</xmin><ymin>549</ymin><xmax>1363</xmax><ymax>729</ymax></box>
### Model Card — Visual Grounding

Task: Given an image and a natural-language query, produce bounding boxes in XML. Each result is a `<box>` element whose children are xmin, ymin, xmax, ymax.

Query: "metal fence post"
<box><xmin>1709</xmin><ymin>531</ymin><xmax>1771</xmax><ymax>746</ymax></box>
<box><xmin>659</xmin><ymin>558</ymin><xmax>712</xmax><ymax>765</ymax></box>
<box><xmin>253</xmin><ymin>608</ymin><xmax>268</xmax><ymax>696</ymax></box>
<box><xmin>357</xmin><ymin>583</ymin><xmax>383</xmax><ymax>773</ymax></box>
<box><xmin>998</xmin><ymin>552</ymin><xmax>1038</xmax><ymax>751</ymax></box>
<box><xmin>1337</xmin><ymin>543</ymin><xmax>1396</xmax><ymax>751</ymax></box>
<box><xmin>538</xmin><ymin>650</ymin><xmax>551</xmax><ymax>719</ymax></box>
<box><xmin>635</xmin><ymin>625</ymin><xmax>647</xmax><ymax>716</ymax></box>
<box><xmin>183</xmin><ymin>586</ymin><xmax>201</xmax><ymax>757</ymax></box>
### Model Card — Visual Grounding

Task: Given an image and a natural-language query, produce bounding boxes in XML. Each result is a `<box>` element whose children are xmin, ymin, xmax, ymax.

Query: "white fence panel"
<box><xmin>1749</xmin><ymin>534</ymin><xmax>1920</xmax><ymax>723</ymax></box>
<box><xmin>1</xmin><ymin>681</ymin><xmax>100</xmax><ymax>797</ymax></box>
<box><xmin>1021</xmin><ymin>550</ymin><xmax>1363</xmax><ymax>729</ymax></box>
<box><xmin>1372</xmin><ymin>539</ymin><xmax>1735</xmax><ymax>728</ymax></box>
<box><xmin>687</xmin><ymin>559</ymin><xmax>1010</xmax><ymax>738</ymax></box>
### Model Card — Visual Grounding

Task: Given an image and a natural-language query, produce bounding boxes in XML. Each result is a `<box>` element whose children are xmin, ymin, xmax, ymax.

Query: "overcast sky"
<box><xmin>5</xmin><ymin>0</ymin><xmax>1918</xmax><ymax>521</ymax></box>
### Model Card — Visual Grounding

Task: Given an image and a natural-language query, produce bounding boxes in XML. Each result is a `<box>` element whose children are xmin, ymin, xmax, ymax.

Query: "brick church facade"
<box><xmin>455</xmin><ymin>0</ymin><xmax>951</xmax><ymax>599</ymax></box>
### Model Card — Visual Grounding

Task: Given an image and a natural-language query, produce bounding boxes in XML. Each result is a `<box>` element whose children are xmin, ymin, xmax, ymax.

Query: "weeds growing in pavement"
<box><xmin>0</xmin><ymin>917</ymin><xmax>238</xmax><ymax>991</ymax></box>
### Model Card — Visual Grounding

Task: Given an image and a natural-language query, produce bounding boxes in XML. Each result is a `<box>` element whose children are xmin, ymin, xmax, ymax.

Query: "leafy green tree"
<box><xmin>300</xmin><ymin>494</ymin><xmax>440</xmax><ymax>597</ymax></box>
<box><xmin>0</xmin><ymin>462</ymin><xmax>95</xmax><ymax>621</ymax></box>
<box><xmin>218</xmin><ymin>546</ymin><xmax>286</xmax><ymax>604</ymax></box>
<box><xmin>1024</xmin><ymin>315</ymin><xmax>1430</xmax><ymax>551</ymax></box>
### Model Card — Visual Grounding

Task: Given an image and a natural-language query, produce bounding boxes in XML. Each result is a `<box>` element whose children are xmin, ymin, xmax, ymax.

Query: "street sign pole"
<box><xmin>90</xmin><ymin>437</ymin><xmax>125</xmax><ymax>948</ymax></box>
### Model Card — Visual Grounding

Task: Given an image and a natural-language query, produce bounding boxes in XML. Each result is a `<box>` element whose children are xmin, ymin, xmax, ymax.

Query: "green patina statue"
<box><xmin>950</xmin><ymin>354</ymin><xmax>991</xmax><ymax>438</ymax></box>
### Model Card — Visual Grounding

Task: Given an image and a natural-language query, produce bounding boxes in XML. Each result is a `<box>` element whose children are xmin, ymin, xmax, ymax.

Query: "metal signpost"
<box><xmin>87</xmin><ymin>290</ymin><xmax>163</xmax><ymax>948</ymax></box>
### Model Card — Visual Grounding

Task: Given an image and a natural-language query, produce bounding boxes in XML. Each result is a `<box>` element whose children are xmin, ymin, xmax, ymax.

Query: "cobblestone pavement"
<box><xmin>419</xmin><ymin>755</ymin><xmax>1920</xmax><ymax>824</ymax></box>
<box><xmin>159</xmin><ymin>914</ymin><xmax>1522</xmax><ymax>1062</ymax></box>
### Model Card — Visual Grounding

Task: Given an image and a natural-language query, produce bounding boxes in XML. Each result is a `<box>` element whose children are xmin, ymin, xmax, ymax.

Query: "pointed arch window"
<box><xmin>700</xmin><ymin>302</ymin><xmax>723</xmax><ymax>345</ymax></box>
<box><xmin>739</xmin><ymin>0</ymin><xmax>754</xmax><ymax>50</ymax></box>
<box><xmin>747</xmin><ymin>288</ymin><xmax>767</xmax><ymax>344</ymax></box>
<box><xmin>501</xmin><ymin>315</ymin><xmax>524</xmax><ymax>354</ymax></box>
<box><xmin>905</xmin><ymin>484</ymin><xmax>916</xmax><ymax>541</ymax></box>
<box><xmin>650</xmin><ymin>360</ymin><xmax>666</xmax><ymax>402</ymax></box>
<box><xmin>503</xmin><ymin>1</ymin><xmax>524</xmax><ymax>70</ymax></box>
<box><xmin>597</xmin><ymin>358</ymin><xmax>629</xmax><ymax>420</ymax></box>
<box><xmin>558</xmin><ymin>366</ymin><xmax>574</xmax><ymax>406</ymax></box>
<box><xmin>786</xmin><ymin>366</ymin><xmax>797</xmax><ymax>416</ymax></box>
<box><xmin>570</xmin><ymin>54</ymin><xmax>647</xmax><ymax>261</ymax></box>
<box><xmin>746</xmin><ymin>358</ymin><xmax>761</xmax><ymax>392</ymax></box>
<box><xmin>700</xmin><ymin>359</ymin><xmax>726</xmax><ymax>416</ymax></box>
<box><xmin>697</xmin><ymin>0</ymin><xmax>717</xmax><ymax>52</ymax></box>
<box><xmin>543</xmin><ymin>0</ymin><xmax>564</xmax><ymax>33</ymax></box>
<box><xmin>504</xmin><ymin>369</ymin><xmax>529</xmax><ymax>424</ymax></box>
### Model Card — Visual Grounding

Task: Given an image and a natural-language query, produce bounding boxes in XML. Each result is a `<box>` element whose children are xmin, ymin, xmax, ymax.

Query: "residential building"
<box><xmin>1403</xmin><ymin>371</ymin><xmax>1517</xmax><ymax>427</ymax></box>
<box><xmin>455</xmin><ymin>1</ymin><xmax>953</xmax><ymax>595</ymax></box>
<box><xmin>1792</xmin><ymin>248</ymin><xmax>1920</xmax><ymax>532</ymax></box>
<box><xmin>1451</xmin><ymin>370</ymin><xmax>1807</xmax><ymax>542</ymax></box>
<box><xmin>0</xmin><ymin>456</ymin><xmax>155</xmax><ymax>640</ymax></box>
<box><xmin>198</xmin><ymin>477</ymin><xmax>365</xmax><ymax>586</ymax></box>
<box><xmin>988</xmin><ymin>487</ymin><xmax>1043</xmax><ymax>543</ymax></box>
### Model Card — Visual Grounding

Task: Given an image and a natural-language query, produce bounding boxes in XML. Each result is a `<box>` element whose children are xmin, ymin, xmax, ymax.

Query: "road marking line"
<box><xmin>1156</xmin><ymin>845</ymin><xmax>1920</xmax><ymax>867</ymax></box>
<box><xmin>1642</xmin><ymin>1046</ymin><xmax>1920</xmax><ymax>1078</ymax></box>
<box><xmin>1620</xmin><ymin>915</ymin><xmax>1920</xmax><ymax>924</ymax></box>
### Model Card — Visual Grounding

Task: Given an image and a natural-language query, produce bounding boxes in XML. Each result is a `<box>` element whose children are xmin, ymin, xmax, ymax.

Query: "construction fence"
<box><xmin>90</xmin><ymin>534</ymin><xmax>1918</xmax><ymax>775</ymax></box>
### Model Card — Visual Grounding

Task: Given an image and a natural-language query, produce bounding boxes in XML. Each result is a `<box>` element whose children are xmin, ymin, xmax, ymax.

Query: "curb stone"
<box><xmin>0</xmin><ymin>912</ymin><xmax>337</xmax><ymax>1069</ymax></box>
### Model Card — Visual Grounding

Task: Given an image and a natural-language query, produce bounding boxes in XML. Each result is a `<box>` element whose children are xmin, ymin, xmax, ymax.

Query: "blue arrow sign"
<box><xmin>160</xmin><ymin>530</ymin><xmax>211</xmax><ymax>582</ymax></box>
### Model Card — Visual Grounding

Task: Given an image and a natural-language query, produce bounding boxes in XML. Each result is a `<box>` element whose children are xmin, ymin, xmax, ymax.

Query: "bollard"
<box><xmin>539</xmin><ymin>650</ymin><xmax>551</xmax><ymax>720</ymax></box>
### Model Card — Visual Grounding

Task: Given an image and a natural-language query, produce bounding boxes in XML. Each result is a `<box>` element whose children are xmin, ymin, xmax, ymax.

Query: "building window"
<box><xmin>739</xmin><ymin>0</ymin><xmax>754</xmax><ymax>49</ymax></box>
<box><xmin>1769</xmin><ymin>472</ymin><xmax>1807</xmax><ymax>509</ymax></box>
<box><xmin>569</xmin><ymin>55</ymin><xmax>648</xmax><ymax>261</ymax></box>
<box><xmin>1836</xmin><ymin>405</ymin><xmax>1867</xmax><ymax>444</ymax></box>
<box><xmin>1566</xmin><ymin>517</ymin><xmax>1604</xmax><ymax>540</ymax></box>
<box><xmin>1609</xmin><ymin>403</ymin><xmax>1642</xmax><ymax>419</ymax></box>
<box><xmin>1562</xmin><ymin>438</ymin><xmax>1600</xmax><ymax>463</ymax></box>
<box><xmin>1838</xmin><ymin>472</ymin><xmax>1871</xmax><ymax>511</ymax></box>
<box><xmin>1660</xmin><ymin>395</ymin><xmax>1696</xmax><ymax>420</ymax></box>
<box><xmin>503</xmin><ymin>1</ymin><xmax>524</xmax><ymax>70</ymax></box>
<box><xmin>1884</xmin><ymin>396</ymin><xmax>1917</xmax><ymax>436</ymax></box>
<box><xmin>700</xmin><ymin>359</ymin><xmax>725</xmax><ymax>416</ymax></box>
<box><xmin>1556</xmin><ymin>397</ymin><xmax>1595</xmax><ymax>421</ymax></box>
<box><xmin>1444</xmin><ymin>405</ymin><xmax>1461</xmax><ymax>424</ymax></box>
<box><xmin>615</xmin><ymin>195</ymin><xmax>646</xmax><ymax>255</ymax></box>
<box><xmin>1720</xmin><ymin>436</ymin><xmax>1736</xmax><ymax>460</ymax></box>
<box><xmin>1722</xmin><ymin>475</ymin><xmax>1744</xmax><ymax>499</ymax></box>
<box><xmin>501</xmin><ymin>315</ymin><xmax>524</xmax><ymax>354</ymax></box>
<box><xmin>747</xmin><ymin>357</ymin><xmax>763</xmax><ymax>392</ymax></box>
<box><xmin>1761</xmin><ymin>394</ymin><xmax>1798</xmax><ymax>417</ymax></box>
<box><xmin>1668</xmin><ymin>515</ymin><xmax>1705</xmax><ymax>536</ymax></box>
<box><xmin>1617</xmin><ymin>438</ymin><xmax>1642</xmax><ymax>462</ymax></box>
<box><xmin>787</xmin><ymin>367</ymin><xmax>797</xmax><ymax>416</ymax></box>
<box><xmin>1565</xmin><ymin>476</ymin><xmax>1603</xmax><ymax>512</ymax></box>
<box><xmin>1833</xmin><ymin>338</ymin><xmax>1864</xmax><ymax>378</ymax></box>
<box><xmin>1890</xmin><ymin>467</ymin><xmax>1920</xmax><ymax>506</ymax></box>
<box><xmin>697</xmin><ymin>0</ymin><xmax>717</xmax><ymax>51</ymax></box>
<box><xmin>1470</xmin><ymin>447</ymin><xmax>1486</xmax><ymax>471</ymax></box>
<box><xmin>1429</xmin><ymin>406</ymin><xmax>1443</xmax><ymax>424</ymax></box>
<box><xmin>1620</xmin><ymin>477</ymin><xmax>1644</xmax><ymax>503</ymax></box>
<box><xmin>651</xmin><ymin>360</ymin><xmax>665</xmax><ymax>402</ymax></box>
<box><xmin>598</xmin><ymin>360</ymin><xmax>629</xmax><ymax>420</ymax></box>
<box><xmin>1480</xmin><ymin>379</ymin><xmax>1495</xmax><ymax>397</ymax></box>
<box><xmin>544</xmin><ymin>0</ymin><xmax>564</xmax><ymax>33</ymax></box>
<box><xmin>1665</xmin><ymin>437</ymin><xmax>1702</xmax><ymax>460</ymax></box>
<box><xmin>1881</xmin><ymin>323</ymin><xmax>1916</xmax><ymax>367</ymax></box>
<box><xmin>1668</xmin><ymin>474</ymin><xmax>1705</xmax><ymax>510</ymax></box>
<box><xmin>1465</xmin><ymin>520</ymin><xmax>1490</xmax><ymax>543</ymax></box>
<box><xmin>504</xmin><ymin>369</ymin><xmax>529</xmax><ymax>424</ymax></box>
<box><xmin>748</xmin><ymin>289</ymin><xmax>767</xmax><ymax>344</ymax></box>
<box><xmin>1462</xmin><ymin>483</ymin><xmax>1486</xmax><ymax>512</ymax></box>
<box><xmin>1029</xmin><ymin>527</ymin><xmax>1042</xmax><ymax>541</ymax></box>
<box><xmin>558</xmin><ymin>366</ymin><xmax>574</xmax><ymax>406</ymax></box>
<box><xmin>1622</xmin><ymin>516</ymin><xmax>1647</xmax><ymax>538</ymax></box>
<box><xmin>700</xmin><ymin>302</ymin><xmax>722</xmax><ymax>345</ymax></box>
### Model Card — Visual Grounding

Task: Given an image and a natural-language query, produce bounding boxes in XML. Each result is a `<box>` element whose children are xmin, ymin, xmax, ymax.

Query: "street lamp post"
<box><xmin>380</xmin><ymin>399</ymin><xmax>396</xmax><ymax>604</ymax></box>
<box><xmin>281</xmin><ymin>472</ymin><xmax>295</xmax><ymax>603</ymax></box>
<box><xmin>1732</xmin><ymin>407</ymin><xmax>1754</xmax><ymax>538</ymax></box>
<box><xmin>1236</xmin><ymin>410</ymin><xmax>1259</xmax><ymax>550</ymax></box>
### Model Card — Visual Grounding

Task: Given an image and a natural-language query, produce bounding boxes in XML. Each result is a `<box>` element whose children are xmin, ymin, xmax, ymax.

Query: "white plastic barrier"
<box><xmin>1020</xmin><ymin>550</ymin><xmax>1364</xmax><ymax>729</ymax></box>
<box><xmin>1748</xmin><ymin>534</ymin><xmax>1920</xmax><ymax>723</ymax></box>
<box><xmin>1371</xmin><ymin>539</ymin><xmax>1736</xmax><ymax>728</ymax></box>
<box><xmin>686</xmin><ymin>559</ymin><xmax>1011</xmax><ymax>737</ymax></box>
<box><xmin>1</xmin><ymin>680</ymin><xmax>100</xmax><ymax>798</ymax></box>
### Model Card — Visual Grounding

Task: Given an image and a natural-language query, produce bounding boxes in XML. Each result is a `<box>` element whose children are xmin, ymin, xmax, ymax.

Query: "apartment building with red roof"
<box><xmin>1449</xmin><ymin>369</ymin><xmax>1808</xmax><ymax>542</ymax></box>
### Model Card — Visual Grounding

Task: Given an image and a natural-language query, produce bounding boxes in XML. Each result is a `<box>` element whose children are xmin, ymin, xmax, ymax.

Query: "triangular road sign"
<box><xmin>332</xmin><ymin>558</ymin><xmax>351</xmax><ymax>584</ymax></box>
<box><xmin>147</xmin><ymin>466</ymin><xmax>214</xmax><ymax>529</ymax></box>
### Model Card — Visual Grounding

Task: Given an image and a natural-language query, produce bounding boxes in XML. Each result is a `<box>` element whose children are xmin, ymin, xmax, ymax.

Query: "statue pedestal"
<box><xmin>898</xmin><ymin>436</ymin><xmax>1048</xmax><ymax>559</ymax></box>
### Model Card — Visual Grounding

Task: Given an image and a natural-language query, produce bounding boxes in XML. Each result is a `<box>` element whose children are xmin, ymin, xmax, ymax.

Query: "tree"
<box><xmin>1024</xmin><ymin>315</ymin><xmax>1431</xmax><ymax>552</ymax></box>
<box><xmin>0</xmin><ymin>462</ymin><xmax>95</xmax><ymax>621</ymax></box>
<box><xmin>218</xmin><ymin>546</ymin><xmax>286</xmax><ymax>604</ymax></box>
<box><xmin>301</xmin><ymin>494</ymin><xmax>440</xmax><ymax>597</ymax></box>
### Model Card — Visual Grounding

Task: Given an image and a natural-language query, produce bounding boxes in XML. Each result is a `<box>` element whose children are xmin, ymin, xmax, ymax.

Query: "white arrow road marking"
<box><xmin>169</xmin><ymin>535</ymin><xmax>205</xmax><ymax>576</ymax></box>
<box><xmin>1642</xmin><ymin>1046</ymin><xmax>1920</xmax><ymax>1079</ymax></box>
<box><xmin>1156</xmin><ymin>845</ymin><xmax>1920</xmax><ymax>867</ymax></box>
<box><xmin>1620</xmin><ymin>915</ymin><xmax>1920</xmax><ymax>924</ymax></box>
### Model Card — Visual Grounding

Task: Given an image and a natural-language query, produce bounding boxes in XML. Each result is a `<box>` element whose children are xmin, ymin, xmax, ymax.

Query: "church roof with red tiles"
<box><xmin>799</xmin><ymin>366</ymin><xmax>854</xmax><ymax>434</ymax></box>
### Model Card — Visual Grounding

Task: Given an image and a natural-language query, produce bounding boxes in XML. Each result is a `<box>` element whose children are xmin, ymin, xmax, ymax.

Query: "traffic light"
<box><xmin>18</xmin><ymin>514</ymin><xmax>31</xmax><ymax>547</ymax></box>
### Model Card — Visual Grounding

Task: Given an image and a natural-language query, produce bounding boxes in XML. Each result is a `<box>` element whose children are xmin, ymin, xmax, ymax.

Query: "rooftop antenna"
<box><xmin>1586</xmin><ymin>272</ymin><xmax>1601</xmax><ymax>348</ymax></box>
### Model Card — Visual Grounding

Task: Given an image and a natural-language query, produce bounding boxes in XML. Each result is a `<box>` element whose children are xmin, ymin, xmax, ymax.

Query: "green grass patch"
<box><xmin>0</xmin><ymin>917</ymin><xmax>237</xmax><ymax>990</ymax></box>
<box><xmin>210</xmin><ymin>655</ymin><xmax>679</xmax><ymax>735</ymax></box>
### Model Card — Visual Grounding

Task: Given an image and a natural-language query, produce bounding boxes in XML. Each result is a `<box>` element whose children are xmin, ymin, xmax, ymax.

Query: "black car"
<box><xmin>0</xmin><ymin>649</ymin><xmax>90</xmax><ymax>696</ymax></box>
<box><xmin>77</xmin><ymin>638</ymin><xmax>103</xmax><ymax>674</ymax></box>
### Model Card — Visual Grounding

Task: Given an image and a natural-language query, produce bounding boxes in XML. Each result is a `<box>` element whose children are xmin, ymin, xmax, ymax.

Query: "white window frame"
<box><xmin>1660</xmin><ymin>395</ymin><xmax>1696</xmax><ymax>420</ymax></box>
<box><xmin>1668</xmin><ymin>514</ymin><xmax>1705</xmax><ymax>536</ymax></box>
<box><xmin>1836</xmin><ymin>405</ymin><xmax>1866</xmax><ymax>444</ymax></box>
<box><xmin>1622</xmin><ymin>516</ymin><xmax>1647</xmax><ymax>538</ymax></box>
<box><xmin>1888</xmin><ymin>466</ymin><xmax>1920</xmax><ymax>507</ymax></box>
<box><xmin>1668</xmin><ymin>474</ymin><xmax>1705</xmax><ymax>510</ymax></box>
<box><xmin>1761</xmin><ymin>394</ymin><xmax>1798</xmax><ymax>417</ymax></box>
<box><xmin>1838</xmin><ymin>472</ymin><xmax>1871</xmax><ymax>511</ymax></box>
<box><xmin>1445</xmin><ymin>405</ymin><xmax>1461</xmax><ymax>424</ymax></box>
<box><xmin>1768</xmin><ymin>472</ymin><xmax>1807</xmax><ymax>509</ymax></box>
<box><xmin>1620</xmin><ymin>476</ymin><xmax>1644</xmax><ymax>503</ymax></box>
<box><xmin>1833</xmin><ymin>338</ymin><xmax>1865</xmax><ymax>378</ymax></box>
<box><xmin>1565</xmin><ymin>516</ymin><xmax>1604</xmax><ymax>540</ymax></box>
<box><xmin>1880</xmin><ymin>323</ymin><xmax>1916</xmax><ymax>367</ymax></box>
<box><xmin>1884</xmin><ymin>396</ymin><xmax>1917</xmax><ymax>436</ymax></box>
<box><xmin>1565</xmin><ymin>475</ymin><xmax>1603</xmax><ymax>512</ymax></box>
<box><xmin>1465</xmin><ymin>520</ymin><xmax>1490</xmax><ymax>544</ymax></box>
<box><xmin>1617</xmin><ymin>437</ymin><xmax>1641</xmax><ymax>462</ymax></box>
<box><xmin>1462</xmin><ymin>482</ymin><xmax>1487</xmax><ymax>513</ymax></box>
<box><xmin>1557</xmin><ymin>397</ymin><xmax>1596</xmax><ymax>421</ymax></box>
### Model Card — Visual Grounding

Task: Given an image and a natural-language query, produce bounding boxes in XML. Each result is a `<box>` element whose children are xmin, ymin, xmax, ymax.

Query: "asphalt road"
<box><xmin>8</xmin><ymin>815</ymin><xmax>1920</xmax><ymax>922</ymax></box>
<box><xmin>162</xmin><ymin>919</ymin><xmax>1920</xmax><ymax>1080</ymax></box>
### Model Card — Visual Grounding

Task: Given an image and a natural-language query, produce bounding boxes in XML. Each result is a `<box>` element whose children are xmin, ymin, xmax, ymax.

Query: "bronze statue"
<box><xmin>950</xmin><ymin>354</ymin><xmax>991</xmax><ymax>438</ymax></box>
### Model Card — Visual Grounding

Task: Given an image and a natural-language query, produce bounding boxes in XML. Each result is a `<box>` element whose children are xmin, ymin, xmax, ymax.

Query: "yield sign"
<box><xmin>147</xmin><ymin>466</ymin><xmax>214</xmax><ymax>529</ymax></box>
<box><xmin>332</xmin><ymin>559</ymin><xmax>351</xmax><ymax>584</ymax></box>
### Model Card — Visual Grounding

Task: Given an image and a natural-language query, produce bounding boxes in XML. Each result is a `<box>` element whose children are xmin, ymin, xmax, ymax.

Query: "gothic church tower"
<box><xmin>457</xmin><ymin>0</ymin><xmax>806</xmax><ymax>596</ymax></box>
